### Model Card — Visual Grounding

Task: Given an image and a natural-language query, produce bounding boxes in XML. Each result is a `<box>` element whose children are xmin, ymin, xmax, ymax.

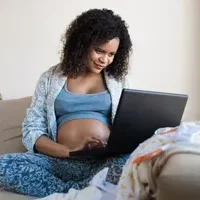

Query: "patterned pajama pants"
<box><xmin>0</xmin><ymin>152</ymin><xmax>129</xmax><ymax>197</ymax></box>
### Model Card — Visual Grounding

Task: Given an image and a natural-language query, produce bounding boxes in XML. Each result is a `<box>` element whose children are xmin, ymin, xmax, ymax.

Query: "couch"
<box><xmin>1</xmin><ymin>94</ymin><xmax>200</xmax><ymax>200</ymax></box>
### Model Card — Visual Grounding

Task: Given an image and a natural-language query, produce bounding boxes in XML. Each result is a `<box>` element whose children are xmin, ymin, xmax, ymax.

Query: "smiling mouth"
<box><xmin>94</xmin><ymin>63</ymin><xmax>105</xmax><ymax>68</ymax></box>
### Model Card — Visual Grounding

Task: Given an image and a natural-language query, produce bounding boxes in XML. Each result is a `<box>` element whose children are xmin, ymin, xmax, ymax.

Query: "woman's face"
<box><xmin>86</xmin><ymin>37</ymin><xmax>120</xmax><ymax>74</ymax></box>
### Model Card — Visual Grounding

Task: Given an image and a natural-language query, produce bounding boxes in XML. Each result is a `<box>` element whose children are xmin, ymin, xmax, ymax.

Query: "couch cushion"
<box><xmin>0</xmin><ymin>96</ymin><xmax>32</xmax><ymax>155</ymax></box>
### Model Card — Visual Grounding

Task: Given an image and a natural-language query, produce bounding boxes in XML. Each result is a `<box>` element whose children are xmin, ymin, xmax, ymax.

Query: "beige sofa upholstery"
<box><xmin>0</xmin><ymin>96</ymin><xmax>30</xmax><ymax>154</ymax></box>
<box><xmin>0</xmin><ymin>96</ymin><xmax>35</xmax><ymax>199</ymax></box>
<box><xmin>0</xmin><ymin>95</ymin><xmax>200</xmax><ymax>200</ymax></box>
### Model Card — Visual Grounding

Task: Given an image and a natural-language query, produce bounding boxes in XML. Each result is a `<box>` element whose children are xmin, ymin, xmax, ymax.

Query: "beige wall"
<box><xmin>0</xmin><ymin>0</ymin><xmax>199</xmax><ymax>120</ymax></box>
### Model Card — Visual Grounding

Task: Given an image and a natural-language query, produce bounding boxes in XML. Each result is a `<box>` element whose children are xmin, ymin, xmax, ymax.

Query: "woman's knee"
<box><xmin>0</xmin><ymin>153</ymin><xmax>36</xmax><ymax>181</ymax></box>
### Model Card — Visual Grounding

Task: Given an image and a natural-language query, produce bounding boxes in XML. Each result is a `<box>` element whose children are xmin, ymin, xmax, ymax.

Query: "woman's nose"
<box><xmin>99</xmin><ymin>55</ymin><xmax>107</xmax><ymax>63</ymax></box>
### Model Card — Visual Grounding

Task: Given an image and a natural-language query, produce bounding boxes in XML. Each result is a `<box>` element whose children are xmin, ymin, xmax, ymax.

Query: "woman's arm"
<box><xmin>35</xmin><ymin>135</ymin><xmax>69</xmax><ymax>157</ymax></box>
<box><xmin>22</xmin><ymin>68</ymin><xmax>69</xmax><ymax>157</ymax></box>
<box><xmin>22</xmin><ymin>70</ymin><xmax>50</xmax><ymax>152</ymax></box>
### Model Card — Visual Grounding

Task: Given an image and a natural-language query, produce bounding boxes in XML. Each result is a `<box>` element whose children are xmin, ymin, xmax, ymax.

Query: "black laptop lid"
<box><xmin>107</xmin><ymin>89</ymin><xmax>188</xmax><ymax>153</ymax></box>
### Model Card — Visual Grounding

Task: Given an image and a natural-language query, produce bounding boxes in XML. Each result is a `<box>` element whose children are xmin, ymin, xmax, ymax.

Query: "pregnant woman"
<box><xmin>0</xmin><ymin>8</ymin><xmax>132</xmax><ymax>197</ymax></box>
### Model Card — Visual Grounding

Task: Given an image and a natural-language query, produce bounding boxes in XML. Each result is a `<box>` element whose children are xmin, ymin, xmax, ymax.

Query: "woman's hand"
<box><xmin>70</xmin><ymin>136</ymin><xmax>107</xmax><ymax>152</ymax></box>
<box><xmin>85</xmin><ymin>136</ymin><xmax>107</xmax><ymax>150</ymax></box>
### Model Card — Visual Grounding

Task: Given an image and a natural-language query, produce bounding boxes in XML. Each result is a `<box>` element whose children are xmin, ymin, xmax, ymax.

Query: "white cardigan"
<box><xmin>22</xmin><ymin>64</ymin><xmax>129</xmax><ymax>152</ymax></box>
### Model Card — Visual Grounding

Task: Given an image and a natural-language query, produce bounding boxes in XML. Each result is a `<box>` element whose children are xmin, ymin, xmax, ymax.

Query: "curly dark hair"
<box><xmin>60</xmin><ymin>8</ymin><xmax>132</xmax><ymax>80</ymax></box>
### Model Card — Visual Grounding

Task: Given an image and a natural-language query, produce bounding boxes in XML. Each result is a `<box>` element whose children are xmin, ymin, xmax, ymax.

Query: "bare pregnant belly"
<box><xmin>57</xmin><ymin>119</ymin><xmax>110</xmax><ymax>150</ymax></box>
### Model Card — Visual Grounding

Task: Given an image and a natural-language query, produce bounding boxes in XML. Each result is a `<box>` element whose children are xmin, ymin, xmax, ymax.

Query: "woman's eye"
<box><xmin>109</xmin><ymin>53</ymin><xmax>115</xmax><ymax>57</ymax></box>
<box><xmin>95</xmin><ymin>49</ymin><xmax>102</xmax><ymax>53</ymax></box>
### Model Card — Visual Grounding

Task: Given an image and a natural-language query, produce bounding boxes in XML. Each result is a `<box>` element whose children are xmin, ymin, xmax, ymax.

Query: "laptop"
<box><xmin>69</xmin><ymin>88</ymin><xmax>188</xmax><ymax>158</ymax></box>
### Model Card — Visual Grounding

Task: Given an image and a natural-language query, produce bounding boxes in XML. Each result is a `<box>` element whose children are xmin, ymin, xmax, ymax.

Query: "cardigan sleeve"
<box><xmin>122</xmin><ymin>76</ymin><xmax>130</xmax><ymax>89</ymax></box>
<box><xmin>22</xmin><ymin>70</ymin><xmax>50</xmax><ymax>152</ymax></box>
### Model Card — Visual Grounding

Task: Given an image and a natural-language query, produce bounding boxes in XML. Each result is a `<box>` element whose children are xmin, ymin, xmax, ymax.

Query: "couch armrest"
<box><xmin>157</xmin><ymin>153</ymin><xmax>200</xmax><ymax>200</ymax></box>
<box><xmin>0</xmin><ymin>96</ymin><xmax>32</xmax><ymax>155</ymax></box>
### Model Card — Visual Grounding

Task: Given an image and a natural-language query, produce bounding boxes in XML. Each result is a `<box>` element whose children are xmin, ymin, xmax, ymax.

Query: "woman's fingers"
<box><xmin>88</xmin><ymin>136</ymin><xmax>107</xmax><ymax>144</ymax></box>
<box><xmin>85</xmin><ymin>137</ymin><xmax>107</xmax><ymax>149</ymax></box>
<box><xmin>74</xmin><ymin>136</ymin><xmax>107</xmax><ymax>151</ymax></box>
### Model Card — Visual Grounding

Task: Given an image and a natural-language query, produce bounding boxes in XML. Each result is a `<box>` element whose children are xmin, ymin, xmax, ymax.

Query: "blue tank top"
<box><xmin>55</xmin><ymin>85</ymin><xmax>112</xmax><ymax>128</ymax></box>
